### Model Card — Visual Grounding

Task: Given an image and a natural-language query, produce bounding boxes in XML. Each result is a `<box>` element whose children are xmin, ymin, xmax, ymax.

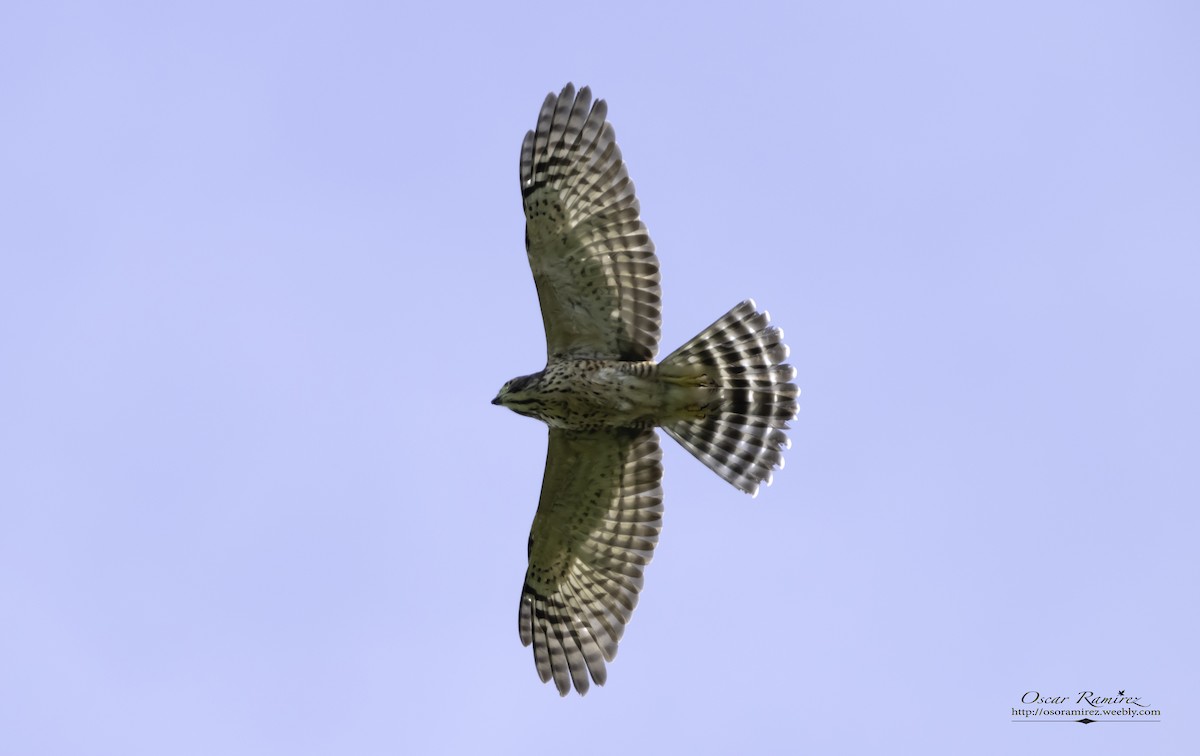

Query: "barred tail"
<box><xmin>660</xmin><ymin>300</ymin><xmax>799</xmax><ymax>496</ymax></box>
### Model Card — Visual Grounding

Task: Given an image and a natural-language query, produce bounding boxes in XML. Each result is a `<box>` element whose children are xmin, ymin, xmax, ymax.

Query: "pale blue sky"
<box><xmin>2</xmin><ymin>1</ymin><xmax>1197</xmax><ymax>754</ymax></box>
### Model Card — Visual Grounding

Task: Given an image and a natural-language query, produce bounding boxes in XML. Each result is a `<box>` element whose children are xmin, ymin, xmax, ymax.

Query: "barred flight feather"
<box><xmin>662</xmin><ymin>300</ymin><xmax>800</xmax><ymax>496</ymax></box>
<box><xmin>519</xmin><ymin>429</ymin><xmax>663</xmax><ymax>695</ymax></box>
<box><xmin>521</xmin><ymin>83</ymin><xmax>662</xmax><ymax>361</ymax></box>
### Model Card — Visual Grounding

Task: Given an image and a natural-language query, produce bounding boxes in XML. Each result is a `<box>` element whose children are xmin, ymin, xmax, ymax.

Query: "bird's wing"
<box><xmin>520</xmin><ymin>83</ymin><xmax>662</xmax><ymax>361</ymax></box>
<box><xmin>520</xmin><ymin>427</ymin><xmax>663</xmax><ymax>695</ymax></box>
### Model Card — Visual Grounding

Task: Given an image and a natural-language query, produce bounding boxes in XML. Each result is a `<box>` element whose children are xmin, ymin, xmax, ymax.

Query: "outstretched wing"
<box><xmin>519</xmin><ymin>428</ymin><xmax>663</xmax><ymax>695</ymax></box>
<box><xmin>520</xmin><ymin>83</ymin><xmax>662</xmax><ymax>361</ymax></box>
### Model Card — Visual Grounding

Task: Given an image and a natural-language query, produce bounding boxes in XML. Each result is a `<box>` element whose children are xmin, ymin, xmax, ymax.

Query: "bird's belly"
<box><xmin>539</xmin><ymin>362</ymin><xmax>709</xmax><ymax>431</ymax></box>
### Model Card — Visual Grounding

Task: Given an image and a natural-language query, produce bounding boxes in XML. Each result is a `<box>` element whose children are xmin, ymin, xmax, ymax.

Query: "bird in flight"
<box><xmin>493</xmin><ymin>83</ymin><xmax>799</xmax><ymax>695</ymax></box>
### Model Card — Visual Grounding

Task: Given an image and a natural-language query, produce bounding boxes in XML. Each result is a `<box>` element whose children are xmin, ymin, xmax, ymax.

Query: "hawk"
<box><xmin>493</xmin><ymin>83</ymin><xmax>799</xmax><ymax>696</ymax></box>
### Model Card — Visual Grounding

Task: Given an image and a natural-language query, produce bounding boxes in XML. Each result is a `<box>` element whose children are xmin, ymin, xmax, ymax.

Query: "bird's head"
<box><xmin>492</xmin><ymin>371</ymin><xmax>546</xmax><ymax>419</ymax></box>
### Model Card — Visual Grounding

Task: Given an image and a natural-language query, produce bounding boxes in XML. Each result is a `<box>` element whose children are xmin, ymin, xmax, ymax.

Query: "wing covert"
<box><xmin>519</xmin><ymin>428</ymin><xmax>664</xmax><ymax>695</ymax></box>
<box><xmin>520</xmin><ymin>83</ymin><xmax>662</xmax><ymax>361</ymax></box>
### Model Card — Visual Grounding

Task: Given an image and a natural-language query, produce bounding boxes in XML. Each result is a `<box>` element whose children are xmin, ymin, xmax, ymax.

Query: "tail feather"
<box><xmin>661</xmin><ymin>300</ymin><xmax>798</xmax><ymax>496</ymax></box>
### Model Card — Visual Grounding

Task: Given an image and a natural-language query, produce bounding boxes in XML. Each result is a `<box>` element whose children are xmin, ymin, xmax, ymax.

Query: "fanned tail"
<box><xmin>660</xmin><ymin>300</ymin><xmax>799</xmax><ymax>496</ymax></box>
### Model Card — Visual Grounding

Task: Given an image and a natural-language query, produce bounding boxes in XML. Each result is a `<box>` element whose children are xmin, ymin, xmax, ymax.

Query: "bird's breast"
<box><xmin>534</xmin><ymin>360</ymin><xmax>667</xmax><ymax>431</ymax></box>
